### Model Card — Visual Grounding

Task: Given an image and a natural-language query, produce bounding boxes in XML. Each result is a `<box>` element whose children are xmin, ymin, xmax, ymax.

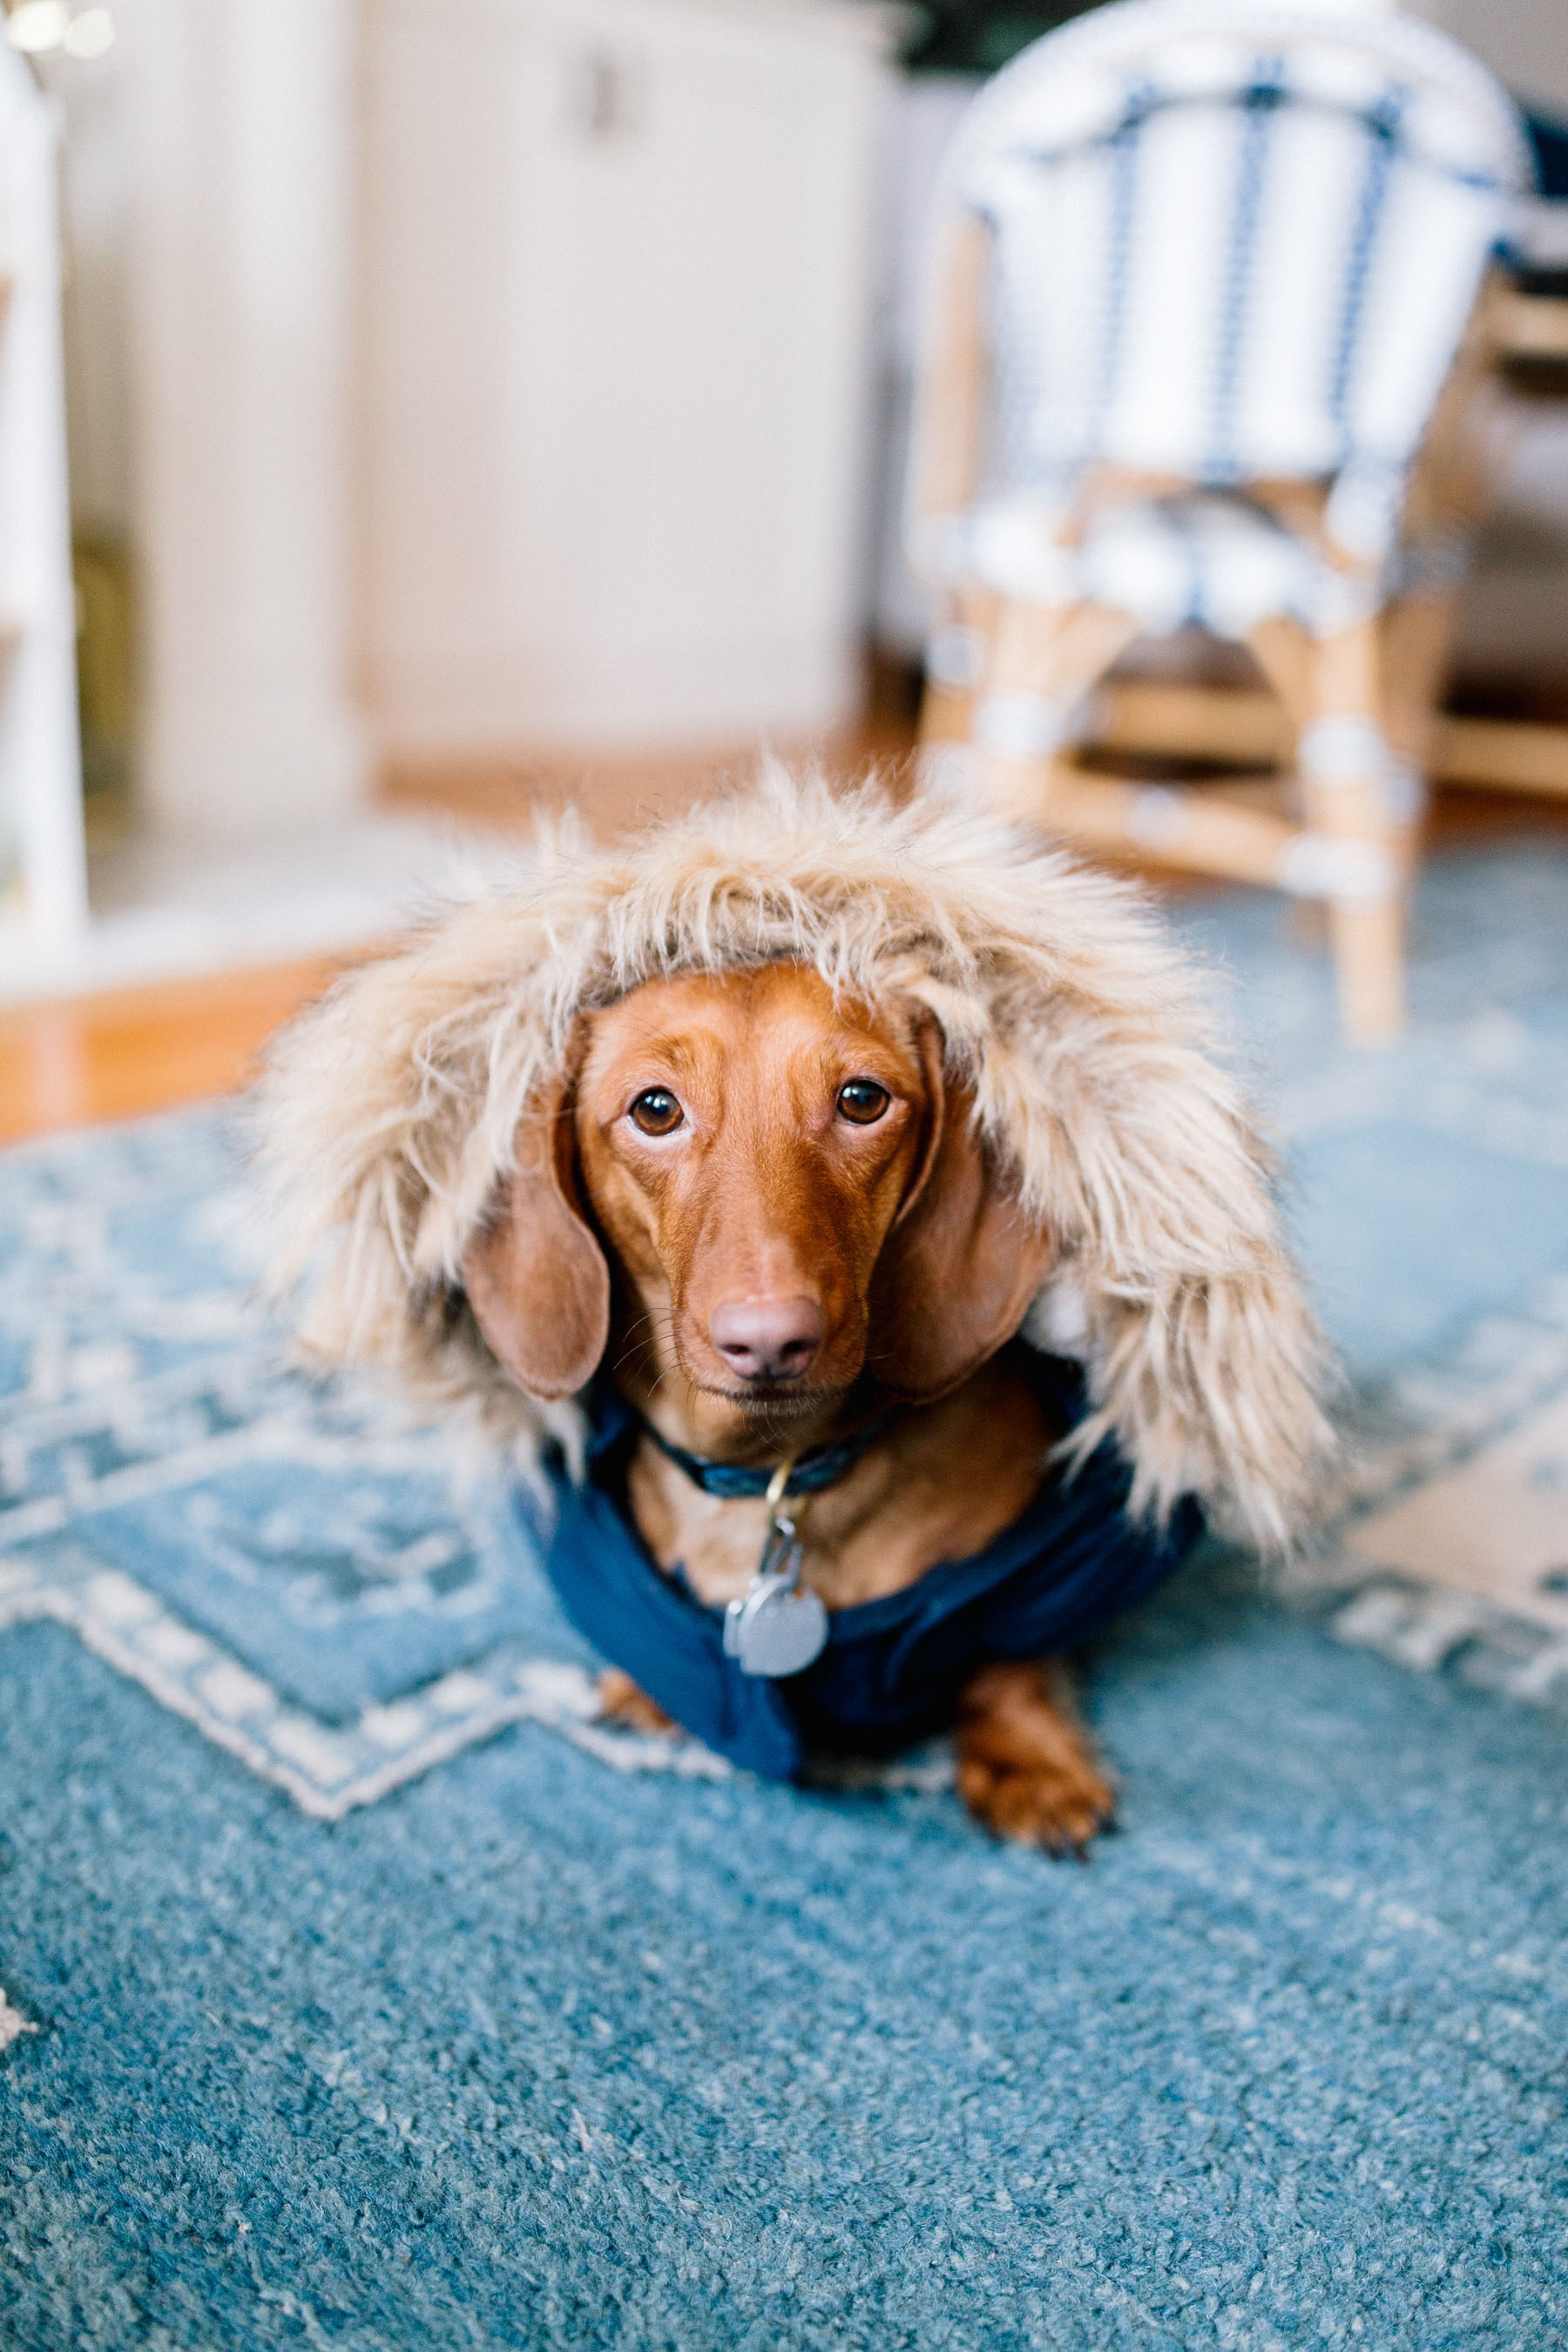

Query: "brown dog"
<box><xmin>261</xmin><ymin>776</ymin><xmax>1330</xmax><ymax>1851</ymax></box>
<box><xmin>463</xmin><ymin>960</ymin><xmax>1116</xmax><ymax>1853</ymax></box>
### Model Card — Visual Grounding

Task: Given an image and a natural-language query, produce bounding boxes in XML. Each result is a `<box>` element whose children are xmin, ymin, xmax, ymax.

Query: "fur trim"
<box><xmin>254</xmin><ymin>766</ymin><xmax>1335</xmax><ymax>1550</ymax></box>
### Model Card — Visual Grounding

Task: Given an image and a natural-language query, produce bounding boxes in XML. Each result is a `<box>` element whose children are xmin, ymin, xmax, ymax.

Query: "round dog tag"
<box><xmin>727</xmin><ymin>1575</ymin><xmax>828</xmax><ymax>1678</ymax></box>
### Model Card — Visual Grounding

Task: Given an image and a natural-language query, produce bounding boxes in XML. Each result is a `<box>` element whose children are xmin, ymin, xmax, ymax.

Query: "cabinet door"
<box><xmin>518</xmin><ymin>0</ymin><xmax>884</xmax><ymax>740</ymax></box>
<box><xmin>362</xmin><ymin>0</ymin><xmax>886</xmax><ymax>753</ymax></box>
<box><xmin>360</xmin><ymin>0</ymin><xmax>544</xmax><ymax>747</ymax></box>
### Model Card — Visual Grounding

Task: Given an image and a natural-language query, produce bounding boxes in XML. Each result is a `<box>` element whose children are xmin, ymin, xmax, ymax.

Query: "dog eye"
<box><xmin>836</xmin><ymin>1079</ymin><xmax>890</xmax><ymax>1125</ymax></box>
<box><xmin>629</xmin><ymin>1088</ymin><xmax>684</xmax><ymax>1136</ymax></box>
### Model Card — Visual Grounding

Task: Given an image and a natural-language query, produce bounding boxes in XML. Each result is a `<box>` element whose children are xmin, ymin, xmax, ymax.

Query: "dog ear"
<box><xmin>868</xmin><ymin>1018</ymin><xmax>1053</xmax><ymax>1402</ymax></box>
<box><xmin>461</xmin><ymin>1081</ymin><xmax>610</xmax><ymax>1401</ymax></box>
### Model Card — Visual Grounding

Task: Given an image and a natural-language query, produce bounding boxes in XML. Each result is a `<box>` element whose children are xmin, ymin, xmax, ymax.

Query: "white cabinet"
<box><xmin>360</xmin><ymin>0</ymin><xmax>896</xmax><ymax>757</ymax></box>
<box><xmin>0</xmin><ymin>44</ymin><xmax>85</xmax><ymax>961</ymax></box>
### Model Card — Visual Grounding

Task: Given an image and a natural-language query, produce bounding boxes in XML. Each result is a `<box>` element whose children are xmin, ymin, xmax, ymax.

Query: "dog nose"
<box><xmin>709</xmin><ymin>1296</ymin><xmax>824</xmax><ymax>1382</ymax></box>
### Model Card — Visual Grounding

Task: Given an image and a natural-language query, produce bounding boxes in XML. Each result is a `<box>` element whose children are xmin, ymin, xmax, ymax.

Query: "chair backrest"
<box><xmin>929</xmin><ymin>0</ymin><xmax>1528</xmax><ymax>527</ymax></box>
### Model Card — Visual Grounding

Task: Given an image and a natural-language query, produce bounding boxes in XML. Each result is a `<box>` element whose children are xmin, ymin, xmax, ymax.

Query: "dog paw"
<box><xmin>597</xmin><ymin>1668</ymin><xmax>679</xmax><ymax>1736</ymax></box>
<box><xmin>955</xmin><ymin>1659</ymin><xmax>1117</xmax><ymax>1857</ymax></box>
<box><xmin>956</xmin><ymin>1748</ymin><xmax>1117</xmax><ymax>1857</ymax></box>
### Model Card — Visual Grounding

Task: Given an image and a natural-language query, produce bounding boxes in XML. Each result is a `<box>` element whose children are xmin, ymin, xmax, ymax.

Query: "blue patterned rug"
<box><xmin>3</xmin><ymin>847</ymin><xmax>1568</xmax><ymax>2350</ymax></box>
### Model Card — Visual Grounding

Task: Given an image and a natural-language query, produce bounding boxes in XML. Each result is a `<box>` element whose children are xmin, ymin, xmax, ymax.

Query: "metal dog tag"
<box><xmin>722</xmin><ymin>1511</ymin><xmax>828</xmax><ymax>1678</ymax></box>
<box><xmin>724</xmin><ymin>1570</ymin><xmax>829</xmax><ymax>1678</ymax></box>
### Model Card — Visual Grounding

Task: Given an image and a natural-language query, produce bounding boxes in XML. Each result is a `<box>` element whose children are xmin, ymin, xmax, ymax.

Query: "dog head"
<box><xmin>259</xmin><ymin>771</ymin><xmax>1333</xmax><ymax>1545</ymax></box>
<box><xmin>461</xmin><ymin>962</ymin><xmax>1051</xmax><ymax>1420</ymax></box>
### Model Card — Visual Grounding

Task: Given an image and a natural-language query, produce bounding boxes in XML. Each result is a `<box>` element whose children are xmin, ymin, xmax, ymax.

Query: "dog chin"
<box><xmin>688</xmin><ymin>1373</ymin><xmax>851</xmax><ymax>1422</ymax></box>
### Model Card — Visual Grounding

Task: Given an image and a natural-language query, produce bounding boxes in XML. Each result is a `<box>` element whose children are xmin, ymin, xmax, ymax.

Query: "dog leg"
<box><xmin>956</xmin><ymin>1660</ymin><xmax>1116</xmax><ymax>1856</ymax></box>
<box><xmin>597</xmin><ymin>1667</ymin><xmax>679</xmax><ymax>1736</ymax></box>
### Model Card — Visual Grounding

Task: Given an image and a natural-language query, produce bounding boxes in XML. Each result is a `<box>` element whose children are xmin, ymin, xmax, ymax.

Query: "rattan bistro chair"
<box><xmin>908</xmin><ymin>0</ymin><xmax>1527</xmax><ymax>1038</ymax></box>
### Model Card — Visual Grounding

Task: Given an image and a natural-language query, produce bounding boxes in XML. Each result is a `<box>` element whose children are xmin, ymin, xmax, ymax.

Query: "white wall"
<box><xmin>1414</xmin><ymin>0</ymin><xmax>1568</xmax><ymax>119</ymax></box>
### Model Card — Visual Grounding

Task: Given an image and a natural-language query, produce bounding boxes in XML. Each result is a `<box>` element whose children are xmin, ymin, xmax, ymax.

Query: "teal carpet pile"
<box><xmin>3</xmin><ymin>847</ymin><xmax>1566</xmax><ymax>2349</ymax></box>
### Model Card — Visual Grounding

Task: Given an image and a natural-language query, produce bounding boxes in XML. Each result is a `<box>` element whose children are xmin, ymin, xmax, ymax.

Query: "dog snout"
<box><xmin>708</xmin><ymin>1295</ymin><xmax>824</xmax><ymax>1383</ymax></box>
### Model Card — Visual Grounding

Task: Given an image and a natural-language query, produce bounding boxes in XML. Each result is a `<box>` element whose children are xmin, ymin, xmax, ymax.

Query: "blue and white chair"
<box><xmin>908</xmin><ymin>0</ymin><xmax>1528</xmax><ymax>1038</ymax></box>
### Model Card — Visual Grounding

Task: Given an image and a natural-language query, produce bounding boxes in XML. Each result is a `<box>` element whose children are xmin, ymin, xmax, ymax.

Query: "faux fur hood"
<box><xmin>257</xmin><ymin>767</ymin><xmax>1334</xmax><ymax>1549</ymax></box>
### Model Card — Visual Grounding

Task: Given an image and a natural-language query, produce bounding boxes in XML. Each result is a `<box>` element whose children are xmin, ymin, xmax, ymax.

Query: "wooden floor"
<box><xmin>3</xmin><ymin>739</ymin><xmax>1567</xmax><ymax>1147</ymax></box>
<box><xmin>0</xmin><ymin>954</ymin><xmax>359</xmax><ymax>1146</ymax></box>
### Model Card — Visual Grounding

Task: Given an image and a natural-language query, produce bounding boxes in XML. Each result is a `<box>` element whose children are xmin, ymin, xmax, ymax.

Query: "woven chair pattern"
<box><xmin>907</xmin><ymin>0</ymin><xmax>1529</xmax><ymax>1040</ymax></box>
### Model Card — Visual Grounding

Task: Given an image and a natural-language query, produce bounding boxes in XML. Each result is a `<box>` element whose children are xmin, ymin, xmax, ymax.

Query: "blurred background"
<box><xmin>0</xmin><ymin>0</ymin><xmax>1565</xmax><ymax>1120</ymax></box>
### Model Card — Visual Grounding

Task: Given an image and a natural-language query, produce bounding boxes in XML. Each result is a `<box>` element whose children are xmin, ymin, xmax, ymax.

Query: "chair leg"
<box><xmin>1301</xmin><ymin>619</ymin><xmax>1406</xmax><ymax>1044</ymax></box>
<box><xmin>1245</xmin><ymin>615</ymin><xmax>1323</xmax><ymax>943</ymax></box>
<box><xmin>1380</xmin><ymin>588</ymin><xmax>1460</xmax><ymax>884</ymax></box>
<box><xmin>1248</xmin><ymin>613</ymin><xmax>1407</xmax><ymax>1040</ymax></box>
<box><xmin>1328</xmin><ymin>889</ymin><xmax>1405</xmax><ymax>1043</ymax></box>
<box><xmin>918</xmin><ymin>585</ymin><xmax>999</xmax><ymax>780</ymax></box>
<box><xmin>970</xmin><ymin>598</ymin><xmax>1140</xmax><ymax>822</ymax></box>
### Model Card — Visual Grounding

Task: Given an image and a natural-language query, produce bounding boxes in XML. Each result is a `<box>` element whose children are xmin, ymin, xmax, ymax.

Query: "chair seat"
<box><xmin>962</xmin><ymin>489</ymin><xmax>1376</xmax><ymax>640</ymax></box>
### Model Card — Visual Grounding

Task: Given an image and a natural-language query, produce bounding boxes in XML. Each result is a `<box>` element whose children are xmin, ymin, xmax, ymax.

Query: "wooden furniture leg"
<box><xmin>1301</xmin><ymin>618</ymin><xmax>1405</xmax><ymax>1041</ymax></box>
<box><xmin>1374</xmin><ymin>268</ymin><xmax>1515</xmax><ymax>875</ymax></box>
<box><xmin>1249</xmin><ymin>612</ymin><xmax>1403</xmax><ymax>1033</ymax></box>
<box><xmin>919</xmin><ymin>583</ymin><xmax>999</xmax><ymax>763</ymax></box>
<box><xmin>970</xmin><ymin>596</ymin><xmax>1141</xmax><ymax>822</ymax></box>
<box><xmin>1247</xmin><ymin>614</ymin><xmax>1326</xmax><ymax>947</ymax></box>
<box><xmin>1380</xmin><ymin>589</ymin><xmax>1459</xmax><ymax>882</ymax></box>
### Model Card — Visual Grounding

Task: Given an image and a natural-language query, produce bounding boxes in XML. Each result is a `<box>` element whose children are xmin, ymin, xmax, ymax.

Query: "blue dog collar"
<box><xmin>639</xmin><ymin>1406</ymin><xmax>896</xmax><ymax>1500</ymax></box>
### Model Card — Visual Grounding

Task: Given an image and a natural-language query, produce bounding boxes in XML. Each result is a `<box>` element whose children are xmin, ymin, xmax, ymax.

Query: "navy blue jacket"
<box><xmin>520</xmin><ymin>1349</ymin><xmax>1201</xmax><ymax>1781</ymax></box>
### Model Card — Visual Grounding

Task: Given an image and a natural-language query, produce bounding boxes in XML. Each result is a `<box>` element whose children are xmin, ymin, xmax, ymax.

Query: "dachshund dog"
<box><xmin>463</xmin><ymin>959</ymin><xmax>1113</xmax><ymax>1851</ymax></box>
<box><xmin>261</xmin><ymin>774</ymin><xmax>1329</xmax><ymax>1852</ymax></box>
